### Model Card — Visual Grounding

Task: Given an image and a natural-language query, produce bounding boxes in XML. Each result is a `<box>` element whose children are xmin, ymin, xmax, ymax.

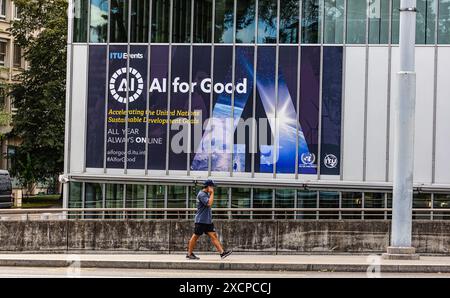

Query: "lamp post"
<box><xmin>382</xmin><ymin>0</ymin><xmax>419</xmax><ymax>260</ymax></box>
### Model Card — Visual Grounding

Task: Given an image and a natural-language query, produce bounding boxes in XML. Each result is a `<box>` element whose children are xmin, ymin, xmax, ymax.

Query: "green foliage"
<box><xmin>8</xmin><ymin>0</ymin><xmax>68</xmax><ymax>188</ymax></box>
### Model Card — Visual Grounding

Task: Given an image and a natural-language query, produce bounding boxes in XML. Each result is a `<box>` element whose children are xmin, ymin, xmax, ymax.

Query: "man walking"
<box><xmin>186</xmin><ymin>179</ymin><xmax>232</xmax><ymax>260</ymax></box>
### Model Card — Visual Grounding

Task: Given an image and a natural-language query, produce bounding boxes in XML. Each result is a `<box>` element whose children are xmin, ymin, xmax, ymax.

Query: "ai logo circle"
<box><xmin>109</xmin><ymin>67</ymin><xmax>144</xmax><ymax>103</ymax></box>
<box><xmin>301</xmin><ymin>152</ymin><xmax>316</xmax><ymax>165</ymax></box>
<box><xmin>324</xmin><ymin>154</ymin><xmax>338</xmax><ymax>169</ymax></box>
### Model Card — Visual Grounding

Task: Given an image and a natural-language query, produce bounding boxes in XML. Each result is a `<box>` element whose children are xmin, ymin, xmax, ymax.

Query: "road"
<box><xmin>0</xmin><ymin>267</ymin><xmax>448</xmax><ymax>278</ymax></box>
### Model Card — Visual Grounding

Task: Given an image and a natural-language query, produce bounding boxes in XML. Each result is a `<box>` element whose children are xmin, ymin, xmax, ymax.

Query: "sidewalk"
<box><xmin>0</xmin><ymin>254</ymin><xmax>450</xmax><ymax>273</ymax></box>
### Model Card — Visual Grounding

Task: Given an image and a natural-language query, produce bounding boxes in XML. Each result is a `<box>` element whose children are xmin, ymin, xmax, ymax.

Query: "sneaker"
<box><xmin>220</xmin><ymin>250</ymin><xmax>233</xmax><ymax>259</ymax></box>
<box><xmin>186</xmin><ymin>253</ymin><xmax>200</xmax><ymax>260</ymax></box>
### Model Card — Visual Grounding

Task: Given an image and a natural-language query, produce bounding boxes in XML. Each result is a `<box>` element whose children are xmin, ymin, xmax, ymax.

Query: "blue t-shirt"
<box><xmin>195</xmin><ymin>191</ymin><xmax>212</xmax><ymax>224</ymax></box>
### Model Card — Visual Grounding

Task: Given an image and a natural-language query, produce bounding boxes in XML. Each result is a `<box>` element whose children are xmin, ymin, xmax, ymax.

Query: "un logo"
<box><xmin>301</xmin><ymin>152</ymin><xmax>316</xmax><ymax>165</ymax></box>
<box><xmin>109</xmin><ymin>67</ymin><xmax>144</xmax><ymax>103</ymax></box>
<box><xmin>324</xmin><ymin>154</ymin><xmax>338</xmax><ymax>169</ymax></box>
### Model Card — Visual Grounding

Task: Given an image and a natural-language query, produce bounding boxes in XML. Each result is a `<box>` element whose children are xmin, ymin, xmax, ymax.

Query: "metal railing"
<box><xmin>0</xmin><ymin>207</ymin><xmax>449</xmax><ymax>221</ymax></box>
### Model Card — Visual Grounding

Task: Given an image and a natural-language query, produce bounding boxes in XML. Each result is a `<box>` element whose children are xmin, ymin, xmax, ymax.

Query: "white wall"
<box><xmin>365</xmin><ymin>47</ymin><xmax>389</xmax><ymax>182</ymax></box>
<box><xmin>342</xmin><ymin>47</ymin><xmax>366</xmax><ymax>181</ymax></box>
<box><xmin>69</xmin><ymin>45</ymin><xmax>88</xmax><ymax>173</ymax></box>
<box><xmin>435</xmin><ymin>47</ymin><xmax>450</xmax><ymax>184</ymax></box>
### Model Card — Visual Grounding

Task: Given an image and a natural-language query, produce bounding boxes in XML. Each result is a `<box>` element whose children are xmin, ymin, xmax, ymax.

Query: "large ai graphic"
<box><xmin>190</xmin><ymin>46</ymin><xmax>341</xmax><ymax>175</ymax></box>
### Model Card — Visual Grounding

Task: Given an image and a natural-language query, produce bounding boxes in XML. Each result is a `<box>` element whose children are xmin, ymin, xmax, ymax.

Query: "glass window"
<box><xmin>302</xmin><ymin>0</ymin><xmax>322</xmax><ymax>43</ymax></box>
<box><xmin>152</xmin><ymin>0</ymin><xmax>171</xmax><ymax>42</ymax></box>
<box><xmin>416</xmin><ymin>0</ymin><xmax>437</xmax><ymax>44</ymax></box>
<box><xmin>105</xmin><ymin>184</ymin><xmax>124</xmax><ymax>218</ymax></box>
<box><xmin>319</xmin><ymin>191</ymin><xmax>339</xmax><ymax>219</ymax></box>
<box><xmin>275</xmin><ymin>189</ymin><xmax>295</xmax><ymax>219</ymax></box>
<box><xmin>213</xmin><ymin>187</ymin><xmax>230</xmax><ymax>219</ymax></box>
<box><xmin>279</xmin><ymin>0</ymin><xmax>299</xmax><ymax>43</ymax></box>
<box><xmin>167</xmin><ymin>185</ymin><xmax>187</xmax><ymax>219</ymax></box>
<box><xmin>368</xmin><ymin>0</ymin><xmax>390</xmax><ymax>44</ymax></box>
<box><xmin>257</xmin><ymin>0</ymin><xmax>278</xmax><ymax>44</ymax></box>
<box><xmin>90</xmin><ymin>0</ymin><xmax>108</xmax><ymax>43</ymax></box>
<box><xmin>341</xmin><ymin>192</ymin><xmax>362</xmax><ymax>219</ymax></box>
<box><xmin>433</xmin><ymin>194</ymin><xmax>450</xmax><ymax>220</ymax></box>
<box><xmin>73</xmin><ymin>0</ymin><xmax>89</xmax><ymax>42</ymax></box>
<box><xmin>391</xmin><ymin>0</ymin><xmax>400</xmax><ymax>43</ymax></box>
<box><xmin>0</xmin><ymin>0</ymin><xmax>6</xmax><ymax>17</ymax></box>
<box><xmin>438</xmin><ymin>0</ymin><xmax>450</xmax><ymax>43</ymax></box>
<box><xmin>147</xmin><ymin>185</ymin><xmax>165</xmax><ymax>219</ymax></box>
<box><xmin>214</xmin><ymin>0</ymin><xmax>234</xmax><ymax>43</ymax></box>
<box><xmin>85</xmin><ymin>183</ymin><xmax>103</xmax><ymax>218</ymax></box>
<box><xmin>323</xmin><ymin>0</ymin><xmax>344</xmax><ymax>44</ymax></box>
<box><xmin>297</xmin><ymin>190</ymin><xmax>317</xmax><ymax>219</ymax></box>
<box><xmin>69</xmin><ymin>182</ymin><xmax>83</xmax><ymax>209</ymax></box>
<box><xmin>231</xmin><ymin>187</ymin><xmax>251</xmax><ymax>219</ymax></box>
<box><xmin>110</xmin><ymin>0</ymin><xmax>129</xmax><ymax>42</ymax></box>
<box><xmin>236</xmin><ymin>0</ymin><xmax>256</xmax><ymax>43</ymax></box>
<box><xmin>253</xmin><ymin>188</ymin><xmax>273</xmax><ymax>219</ymax></box>
<box><xmin>173</xmin><ymin>0</ymin><xmax>192</xmax><ymax>43</ymax></box>
<box><xmin>413</xmin><ymin>192</ymin><xmax>431</xmax><ymax>220</ymax></box>
<box><xmin>0</xmin><ymin>41</ymin><xmax>7</xmax><ymax>66</ymax></box>
<box><xmin>125</xmin><ymin>184</ymin><xmax>145</xmax><ymax>218</ymax></box>
<box><xmin>13</xmin><ymin>44</ymin><xmax>21</xmax><ymax>68</ymax></box>
<box><xmin>193</xmin><ymin>0</ymin><xmax>213</xmax><ymax>43</ymax></box>
<box><xmin>130</xmin><ymin>0</ymin><xmax>150</xmax><ymax>43</ymax></box>
<box><xmin>364</xmin><ymin>192</ymin><xmax>385</xmax><ymax>219</ymax></box>
<box><xmin>346</xmin><ymin>0</ymin><xmax>367</xmax><ymax>44</ymax></box>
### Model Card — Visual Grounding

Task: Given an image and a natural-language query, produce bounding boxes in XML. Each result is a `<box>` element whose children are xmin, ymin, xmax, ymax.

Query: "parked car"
<box><xmin>0</xmin><ymin>170</ymin><xmax>13</xmax><ymax>209</ymax></box>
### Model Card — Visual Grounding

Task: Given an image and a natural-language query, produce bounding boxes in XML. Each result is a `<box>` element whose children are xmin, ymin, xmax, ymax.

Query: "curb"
<box><xmin>0</xmin><ymin>259</ymin><xmax>449</xmax><ymax>273</ymax></box>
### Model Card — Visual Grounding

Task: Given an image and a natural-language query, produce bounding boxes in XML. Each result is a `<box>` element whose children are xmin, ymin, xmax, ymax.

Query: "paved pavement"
<box><xmin>0</xmin><ymin>254</ymin><xmax>450</xmax><ymax>273</ymax></box>
<box><xmin>0</xmin><ymin>267</ymin><xmax>449</xmax><ymax>278</ymax></box>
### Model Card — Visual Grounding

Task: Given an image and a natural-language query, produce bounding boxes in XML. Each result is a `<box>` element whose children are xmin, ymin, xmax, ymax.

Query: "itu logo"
<box><xmin>301</xmin><ymin>152</ymin><xmax>316</xmax><ymax>165</ymax></box>
<box><xmin>324</xmin><ymin>154</ymin><xmax>338</xmax><ymax>169</ymax></box>
<box><xmin>109</xmin><ymin>67</ymin><xmax>144</xmax><ymax>103</ymax></box>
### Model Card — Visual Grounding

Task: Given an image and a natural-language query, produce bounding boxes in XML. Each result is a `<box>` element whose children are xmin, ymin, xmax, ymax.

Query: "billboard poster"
<box><xmin>147</xmin><ymin>45</ymin><xmax>169</xmax><ymax>170</ymax></box>
<box><xmin>298</xmin><ymin>46</ymin><xmax>320</xmax><ymax>175</ymax></box>
<box><xmin>85</xmin><ymin>44</ymin><xmax>342</xmax><ymax>176</ymax></box>
<box><xmin>321</xmin><ymin>46</ymin><xmax>343</xmax><ymax>175</ymax></box>
<box><xmin>86</xmin><ymin>45</ymin><xmax>107</xmax><ymax>168</ymax></box>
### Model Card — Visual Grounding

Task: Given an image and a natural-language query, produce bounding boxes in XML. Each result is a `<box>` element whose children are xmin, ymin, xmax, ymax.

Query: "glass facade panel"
<box><xmin>125</xmin><ymin>184</ymin><xmax>145</xmax><ymax>218</ymax></box>
<box><xmin>194</xmin><ymin>0</ymin><xmax>213</xmax><ymax>43</ymax></box>
<box><xmin>439</xmin><ymin>0</ymin><xmax>450</xmax><ymax>43</ymax></box>
<box><xmin>147</xmin><ymin>185</ymin><xmax>165</xmax><ymax>219</ymax></box>
<box><xmin>236</xmin><ymin>0</ymin><xmax>256</xmax><ymax>43</ymax></box>
<box><xmin>257</xmin><ymin>0</ymin><xmax>278</xmax><ymax>44</ymax></box>
<box><xmin>110</xmin><ymin>0</ymin><xmax>129</xmax><ymax>43</ymax></box>
<box><xmin>106</xmin><ymin>184</ymin><xmax>124</xmax><ymax>218</ymax></box>
<box><xmin>167</xmin><ymin>185</ymin><xmax>187</xmax><ymax>219</ymax></box>
<box><xmin>275</xmin><ymin>189</ymin><xmax>295</xmax><ymax>219</ymax></box>
<box><xmin>364</xmin><ymin>192</ymin><xmax>385</xmax><ymax>219</ymax></box>
<box><xmin>231</xmin><ymin>187</ymin><xmax>251</xmax><ymax>219</ymax></box>
<box><xmin>172</xmin><ymin>0</ymin><xmax>192</xmax><ymax>43</ymax></box>
<box><xmin>433</xmin><ymin>194</ymin><xmax>450</xmax><ymax>220</ymax></box>
<box><xmin>319</xmin><ymin>191</ymin><xmax>339</xmax><ymax>219</ymax></box>
<box><xmin>253</xmin><ymin>188</ymin><xmax>273</xmax><ymax>219</ymax></box>
<box><xmin>323</xmin><ymin>0</ymin><xmax>344</xmax><ymax>44</ymax></box>
<box><xmin>368</xmin><ymin>0</ymin><xmax>390</xmax><ymax>44</ymax></box>
<box><xmin>90</xmin><ymin>0</ymin><xmax>108</xmax><ymax>43</ymax></box>
<box><xmin>302</xmin><ymin>0</ymin><xmax>322</xmax><ymax>43</ymax></box>
<box><xmin>69</xmin><ymin>182</ymin><xmax>83</xmax><ymax>209</ymax></box>
<box><xmin>391</xmin><ymin>0</ymin><xmax>400</xmax><ymax>43</ymax></box>
<box><xmin>152</xmin><ymin>0</ymin><xmax>171</xmax><ymax>42</ymax></box>
<box><xmin>74</xmin><ymin>0</ymin><xmax>89</xmax><ymax>42</ymax></box>
<box><xmin>413</xmin><ymin>192</ymin><xmax>432</xmax><ymax>220</ymax></box>
<box><xmin>279</xmin><ymin>0</ymin><xmax>299</xmax><ymax>43</ymax></box>
<box><xmin>130</xmin><ymin>0</ymin><xmax>150</xmax><ymax>43</ymax></box>
<box><xmin>85</xmin><ymin>183</ymin><xmax>103</xmax><ymax>218</ymax></box>
<box><xmin>297</xmin><ymin>190</ymin><xmax>317</xmax><ymax>219</ymax></box>
<box><xmin>214</xmin><ymin>0</ymin><xmax>234</xmax><ymax>43</ymax></box>
<box><xmin>416</xmin><ymin>0</ymin><xmax>437</xmax><ymax>44</ymax></box>
<box><xmin>341</xmin><ymin>192</ymin><xmax>362</xmax><ymax>219</ymax></box>
<box><xmin>346</xmin><ymin>0</ymin><xmax>367</xmax><ymax>44</ymax></box>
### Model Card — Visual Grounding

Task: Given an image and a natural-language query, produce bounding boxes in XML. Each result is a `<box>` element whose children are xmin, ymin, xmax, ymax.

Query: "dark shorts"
<box><xmin>194</xmin><ymin>223</ymin><xmax>215</xmax><ymax>236</ymax></box>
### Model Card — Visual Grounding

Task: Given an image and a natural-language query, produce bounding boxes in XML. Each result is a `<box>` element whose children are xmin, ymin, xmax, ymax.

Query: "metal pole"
<box><xmin>384</xmin><ymin>0</ymin><xmax>419</xmax><ymax>260</ymax></box>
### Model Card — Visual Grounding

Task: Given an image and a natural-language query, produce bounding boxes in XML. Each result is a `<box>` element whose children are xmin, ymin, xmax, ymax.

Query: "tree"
<box><xmin>8</xmin><ymin>0</ymin><xmax>68</xmax><ymax>193</ymax></box>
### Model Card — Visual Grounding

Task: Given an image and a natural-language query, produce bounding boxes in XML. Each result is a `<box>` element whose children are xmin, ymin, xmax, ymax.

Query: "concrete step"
<box><xmin>0</xmin><ymin>254</ymin><xmax>450</xmax><ymax>273</ymax></box>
